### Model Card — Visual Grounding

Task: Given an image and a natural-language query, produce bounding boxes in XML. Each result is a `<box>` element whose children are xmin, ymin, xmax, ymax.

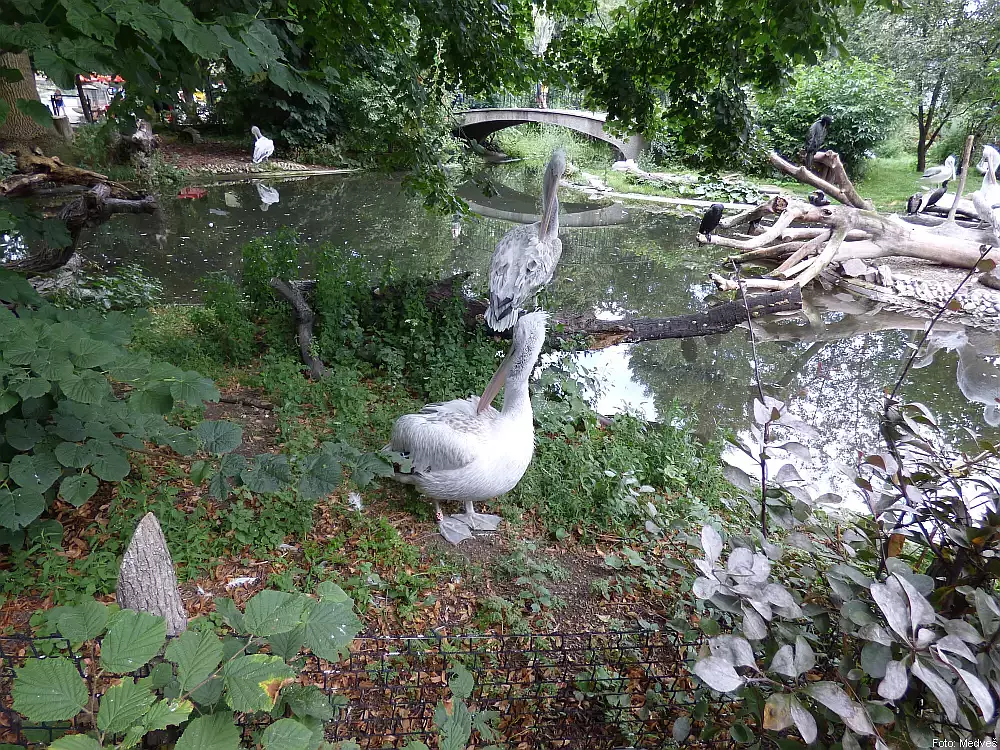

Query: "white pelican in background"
<box><xmin>251</xmin><ymin>126</ymin><xmax>274</xmax><ymax>164</ymax></box>
<box><xmin>919</xmin><ymin>154</ymin><xmax>956</xmax><ymax>189</ymax></box>
<box><xmin>485</xmin><ymin>149</ymin><xmax>566</xmax><ymax>332</ymax></box>
<box><xmin>978</xmin><ymin>145</ymin><xmax>1000</xmax><ymax>178</ymax></box>
<box><xmin>387</xmin><ymin>312</ymin><xmax>548</xmax><ymax>544</ymax></box>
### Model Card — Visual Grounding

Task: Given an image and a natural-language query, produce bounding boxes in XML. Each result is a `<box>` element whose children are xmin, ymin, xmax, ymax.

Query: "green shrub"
<box><xmin>189</xmin><ymin>273</ymin><xmax>258</xmax><ymax>365</ymax></box>
<box><xmin>759</xmin><ymin>59</ymin><xmax>905</xmax><ymax>174</ymax></box>
<box><xmin>0</xmin><ymin>151</ymin><xmax>17</xmax><ymax>180</ymax></box>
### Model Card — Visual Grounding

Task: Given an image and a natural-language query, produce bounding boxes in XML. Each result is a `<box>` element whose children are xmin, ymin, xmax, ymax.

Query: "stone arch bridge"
<box><xmin>455</xmin><ymin>108</ymin><xmax>646</xmax><ymax>161</ymax></box>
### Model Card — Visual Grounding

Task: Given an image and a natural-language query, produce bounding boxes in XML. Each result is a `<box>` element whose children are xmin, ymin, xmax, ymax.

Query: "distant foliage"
<box><xmin>759</xmin><ymin>59</ymin><xmax>905</xmax><ymax>174</ymax></box>
<box><xmin>49</xmin><ymin>264</ymin><xmax>163</xmax><ymax>312</ymax></box>
<box><xmin>0</xmin><ymin>151</ymin><xmax>16</xmax><ymax>180</ymax></box>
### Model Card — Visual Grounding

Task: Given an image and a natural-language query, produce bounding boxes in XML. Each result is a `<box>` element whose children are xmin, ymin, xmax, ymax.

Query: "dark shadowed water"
<box><xmin>73</xmin><ymin>166</ymin><xmax>1000</xmax><ymax>505</ymax></box>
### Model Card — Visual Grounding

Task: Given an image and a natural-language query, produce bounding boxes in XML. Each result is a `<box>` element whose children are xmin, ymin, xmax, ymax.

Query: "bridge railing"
<box><xmin>454</xmin><ymin>89</ymin><xmax>586</xmax><ymax>111</ymax></box>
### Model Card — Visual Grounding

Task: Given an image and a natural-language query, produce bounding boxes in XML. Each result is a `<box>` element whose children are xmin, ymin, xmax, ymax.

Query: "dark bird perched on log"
<box><xmin>923</xmin><ymin>181</ymin><xmax>948</xmax><ymax>210</ymax></box>
<box><xmin>699</xmin><ymin>203</ymin><xmax>724</xmax><ymax>240</ymax></box>
<box><xmin>907</xmin><ymin>180</ymin><xmax>949</xmax><ymax>214</ymax></box>
<box><xmin>804</xmin><ymin>115</ymin><xmax>832</xmax><ymax>170</ymax></box>
<box><xmin>808</xmin><ymin>189</ymin><xmax>830</xmax><ymax>207</ymax></box>
<box><xmin>906</xmin><ymin>193</ymin><xmax>922</xmax><ymax>214</ymax></box>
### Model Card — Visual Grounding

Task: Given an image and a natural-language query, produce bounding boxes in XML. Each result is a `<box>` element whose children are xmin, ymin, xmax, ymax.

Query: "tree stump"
<box><xmin>116</xmin><ymin>512</ymin><xmax>188</xmax><ymax>636</ymax></box>
<box><xmin>53</xmin><ymin>116</ymin><xmax>73</xmax><ymax>141</ymax></box>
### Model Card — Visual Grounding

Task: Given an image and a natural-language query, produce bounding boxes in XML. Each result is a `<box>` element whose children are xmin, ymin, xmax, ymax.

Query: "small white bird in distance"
<box><xmin>251</xmin><ymin>125</ymin><xmax>275</xmax><ymax>164</ymax></box>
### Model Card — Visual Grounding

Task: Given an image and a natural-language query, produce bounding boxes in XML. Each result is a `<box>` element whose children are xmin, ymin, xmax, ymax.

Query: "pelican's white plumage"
<box><xmin>387</xmin><ymin>312</ymin><xmax>548</xmax><ymax>543</ymax></box>
<box><xmin>919</xmin><ymin>154</ymin><xmax>955</xmax><ymax>188</ymax></box>
<box><xmin>485</xmin><ymin>150</ymin><xmax>566</xmax><ymax>332</ymax></box>
<box><xmin>970</xmin><ymin>146</ymin><xmax>1000</xmax><ymax>241</ymax></box>
<box><xmin>251</xmin><ymin>126</ymin><xmax>274</xmax><ymax>163</ymax></box>
<box><xmin>977</xmin><ymin>145</ymin><xmax>1000</xmax><ymax>177</ymax></box>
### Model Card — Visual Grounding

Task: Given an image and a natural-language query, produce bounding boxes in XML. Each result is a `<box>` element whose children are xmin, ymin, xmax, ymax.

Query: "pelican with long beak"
<box><xmin>919</xmin><ymin>154</ymin><xmax>956</xmax><ymax>189</ymax></box>
<box><xmin>386</xmin><ymin>312</ymin><xmax>548</xmax><ymax>544</ymax></box>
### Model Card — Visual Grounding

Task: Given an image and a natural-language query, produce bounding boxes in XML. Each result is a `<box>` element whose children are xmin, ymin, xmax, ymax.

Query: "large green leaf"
<box><xmin>51</xmin><ymin>599</ymin><xmax>109</xmax><ymax>642</ymax></box>
<box><xmin>174</xmin><ymin>711</ymin><xmax>240</xmax><ymax>750</ymax></box>
<box><xmin>60</xmin><ymin>370</ymin><xmax>111</xmax><ymax>404</ymax></box>
<box><xmin>96</xmin><ymin>678</ymin><xmax>156</xmax><ymax>735</ymax></box>
<box><xmin>278</xmin><ymin>683</ymin><xmax>333</xmax><ymax>721</ymax></box>
<box><xmin>0</xmin><ymin>487</ymin><xmax>45</xmax><ymax>530</ymax></box>
<box><xmin>6</xmin><ymin>418</ymin><xmax>45</xmax><ymax>450</ymax></box>
<box><xmin>70</xmin><ymin>337</ymin><xmax>119</xmax><ymax>369</ymax></box>
<box><xmin>298</xmin><ymin>450</ymin><xmax>343</xmax><ymax>500</ymax></box>
<box><xmin>173</xmin><ymin>20</ymin><xmax>223</xmax><ymax>58</ymax></box>
<box><xmin>164</xmin><ymin>628</ymin><xmax>223</xmax><ymax>693</ymax></box>
<box><xmin>55</xmin><ymin>440</ymin><xmax>95</xmax><ymax>468</ymax></box>
<box><xmin>244</xmin><ymin>590</ymin><xmax>306</xmax><ymax>637</ymax></box>
<box><xmin>59</xmin><ymin>473</ymin><xmax>99</xmax><ymax>507</ymax></box>
<box><xmin>302</xmin><ymin>599</ymin><xmax>361</xmax><ymax>663</ymax></box>
<box><xmin>141</xmin><ymin>698</ymin><xmax>194</xmax><ymax>731</ymax></box>
<box><xmin>12</xmin><ymin>657</ymin><xmax>88</xmax><ymax>722</ymax></box>
<box><xmin>213</xmin><ymin>598</ymin><xmax>245</xmax><ymax>632</ymax></box>
<box><xmin>196</xmin><ymin>420</ymin><xmax>243</xmax><ymax>454</ymax></box>
<box><xmin>48</xmin><ymin>736</ymin><xmax>101</xmax><ymax>750</ymax></box>
<box><xmin>15</xmin><ymin>376</ymin><xmax>50</xmax><ymax>399</ymax></box>
<box><xmin>261</xmin><ymin>718</ymin><xmax>313</xmax><ymax>750</ymax></box>
<box><xmin>242</xmin><ymin>454</ymin><xmax>292</xmax><ymax>493</ymax></box>
<box><xmin>100</xmin><ymin>610</ymin><xmax>167</xmax><ymax>674</ymax></box>
<box><xmin>130</xmin><ymin>388</ymin><xmax>173</xmax><ymax>415</ymax></box>
<box><xmin>223</xmin><ymin>654</ymin><xmax>294</xmax><ymax>712</ymax></box>
<box><xmin>266</xmin><ymin>624</ymin><xmax>306</xmax><ymax>661</ymax></box>
<box><xmin>170</xmin><ymin>371</ymin><xmax>219</xmax><ymax>404</ymax></box>
<box><xmin>89</xmin><ymin>442</ymin><xmax>131</xmax><ymax>482</ymax></box>
<box><xmin>9</xmin><ymin>452</ymin><xmax>62</xmax><ymax>492</ymax></box>
<box><xmin>60</xmin><ymin>0</ymin><xmax>118</xmax><ymax>43</ymax></box>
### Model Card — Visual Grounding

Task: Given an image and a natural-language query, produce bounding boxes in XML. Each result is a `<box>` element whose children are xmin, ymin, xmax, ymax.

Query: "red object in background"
<box><xmin>177</xmin><ymin>187</ymin><xmax>208</xmax><ymax>199</ymax></box>
<box><xmin>79</xmin><ymin>74</ymin><xmax>125</xmax><ymax>83</ymax></box>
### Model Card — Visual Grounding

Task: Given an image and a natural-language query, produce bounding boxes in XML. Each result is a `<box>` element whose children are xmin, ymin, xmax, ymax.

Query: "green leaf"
<box><xmin>48</xmin><ymin>736</ymin><xmax>101</xmax><ymax>750</ymax></box>
<box><xmin>60</xmin><ymin>370</ymin><xmax>111</xmax><ymax>404</ymax></box>
<box><xmin>220</xmin><ymin>452</ymin><xmax>247</xmax><ymax>478</ymax></box>
<box><xmin>434</xmin><ymin>698</ymin><xmax>472</xmax><ymax>750</ymax></box>
<box><xmin>165</xmin><ymin>628</ymin><xmax>223</xmax><ymax>693</ymax></box>
<box><xmin>223</xmin><ymin>654</ymin><xmax>294</xmax><ymax>712</ymax></box>
<box><xmin>15</xmin><ymin>377</ymin><xmax>50</xmax><ymax>399</ymax></box>
<box><xmin>448</xmin><ymin>663</ymin><xmax>474</xmax><ymax>700</ymax></box>
<box><xmin>174</xmin><ymin>711</ymin><xmax>240</xmax><ymax>750</ymax></box>
<box><xmin>90</xmin><ymin>443</ymin><xmax>131</xmax><ymax>482</ymax></box>
<box><xmin>6</xmin><ymin>418</ymin><xmax>45</xmax><ymax>450</ymax></box>
<box><xmin>261</xmin><ymin>718</ymin><xmax>313</xmax><ymax>750</ymax></box>
<box><xmin>0</xmin><ymin>389</ymin><xmax>19</xmax><ymax>414</ymax></box>
<box><xmin>59</xmin><ymin>473</ymin><xmax>99</xmax><ymax>507</ymax></box>
<box><xmin>189</xmin><ymin>676</ymin><xmax>224</xmax><ymax>708</ymax></box>
<box><xmin>196</xmin><ymin>420</ymin><xmax>243</xmax><ymax>454</ymax></box>
<box><xmin>60</xmin><ymin>0</ymin><xmax>118</xmax><ymax>43</ymax></box>
<box><xmin>208</xmin><ymin>471</ymin><xmax>229</xmax><ymax>499</ymax></box>
<box><xmin>298</xmin><ymin>450</ymin><xmax>343</xmax><ymax>499</ymax></box>
<box><xmin>141</xmin><ymin>698</ymin><xmax>194</xmax><ymax>731</ymax></box>
<box><xmin>0</xmin><ymin>67</ymin><xmax>21</xmax><ymax>82</ymax></box>
<box><xmin>0</xmin><ymin>487</ymin><xmax>45</xmax><ymax>530</ymax></box>
<box><xmin>96</xmin><ymin>678</ymin><xmax>156</xmax><ymax>735</ymax></box>
<box><xmin>16</xmin><ymin>98</ymin><xmax>52</xmax><ymax>128</ymax></box>
<box><xmin>173</xmin><ymin>20</ymin><xmax>223</xmax><ymax>59</ymax></box>
<box><xmin>70</xmin><ymin>337</ymin><xmax>119</xmax><ymax>369</ymax></box>
<box><xmin>12</xmin><ymin>657</ymin><xmax>88</xmax><ymax>722</ymax></box>
<box><xmin>302</xmin><ymin>599</ymin><xmax>361</xmax><ymax>663</ymax></box>
<box><xmin>51</xmin><ymin>600</ymin><xmax>109</xmax><ymax>642</ymax></box>
<box><xmin>278</xmin><ymin>683</ymin><xmax>333</xmax><ymax>721</ymax></box>
<box><xmin>130</xmin><ymin>388</ymin><xmax>173</xmax><ymax>414</ymax></box>
<box><xmin>266</xmin><ymin>624</ymin><xmax>305</xmax><ymax>661</ymax></box>
<box><xmin>100</xmin><ymin>610</ymin><xmax>167</xmax><ymax>674</ymax></box>
<box><xmin>242</xmin><ymin>454</ymin><xmax>292</xmax><ymax>493</ymax></box>
<box><xmin>170</xmin><ymin>371</ymin><xmax>219</xmax><ymax>404</ymax></box>
<box><xmin>244</xmin><ymin>590</ymin><xmax>306</xmax><ymax>637</ymax></box>
<box><xmin>317</xmin><ymin>581</ymin><xmax>351</xmax><ymax>603</ymax></box>
<box><xmin>55</xmin><ymin>441</ymin><xmax>95</xmax><ymax>468</ymax></box>
<box><xmin>213</xmin><ymin>598</ymin><xmax>245</xmax><ymax>632</ymax></box>
<box><xmin>10</xmin><ymin>452</ymin><xmax>62</xmax><ymax>492</ymax></box>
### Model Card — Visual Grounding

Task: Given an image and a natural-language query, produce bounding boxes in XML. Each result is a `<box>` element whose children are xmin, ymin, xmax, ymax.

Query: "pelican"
<box><xmin>387</xmin><ymin>312</ymin><xmax>548</xmax><ymax>544</ymax></box>
<box><xmin>978</xmin><ymin>145</ymin><xmax>1000</xmax><ymax>178</ymax></box>
<box><xmin>919</xmin><ymin>154</ymin><xmax>956</xmax><ymax>188</ymax></box>
<box><xmin>251</xmin><ymin>126</ymin><xmax>274</xmax><ymax>164</ymax></box>
<box><xmin>485</xmin><ymin>149</ymin><xmax>566</xmax><ymax>332</ymax></box>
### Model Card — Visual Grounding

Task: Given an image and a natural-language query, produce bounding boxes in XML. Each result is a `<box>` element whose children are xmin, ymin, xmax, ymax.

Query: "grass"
<box><xmin>857</xmin><ymin>155</ymin><xmax>922</xmax><ymax>211</ymax></box>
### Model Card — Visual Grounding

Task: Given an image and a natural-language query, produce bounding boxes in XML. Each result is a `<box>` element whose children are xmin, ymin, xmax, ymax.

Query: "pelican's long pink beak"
<box><xmin>477</xmin><ymin>351</ymin><xmax>515</xmax><ymax>414</ymax></box>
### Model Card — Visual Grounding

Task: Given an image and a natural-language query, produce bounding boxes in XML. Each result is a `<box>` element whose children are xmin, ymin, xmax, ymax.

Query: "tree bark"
<box><xmin>116</xmin><ymin>512</ymin><xmax>188</xmax><ymax>636</ymax></box>
<box><xmin>75</xmin><ymin>75</ymin><xmax>94</xmax><ymax>124</ymax></box>
<box><xmin>270</xmin><ymin>277</ymin><xmax>327</xmax><ymax>379</ymax></box>
<box><xmin>0</xmin><ymin>51</ymin><xmax>52</xmax><ymax>144</ymax></box>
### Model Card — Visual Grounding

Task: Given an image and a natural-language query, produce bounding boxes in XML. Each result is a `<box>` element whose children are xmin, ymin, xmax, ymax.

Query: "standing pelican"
<box><xmin>485</xmin><ymin>149</ymin><xmax>566</xmax><ymax>332</ymax></box>
<box><xmin>919</xmin><ymin>154</ymin><xmax>956</xmax><ymax>188</ymax></box>
<box><xmin>978</xmin><ymin>145</ymin><xmax>1000</xmax><ymax>179</ymax></box>
<box><xmin>387</xmin><ymin>312</ymin><xmax>548</xmax><ymax>544</ymax></box>
<box><xmin>251</xmin><ymin>126</ymin><xmax>274</xmax><ymax>164</ymax></box>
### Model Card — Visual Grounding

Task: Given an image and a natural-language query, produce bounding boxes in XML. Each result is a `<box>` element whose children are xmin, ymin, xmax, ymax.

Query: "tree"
<box><xmin>848</xmin><ymin>0</ymin><xmax>1000</xmax><ymax>171</ymax></box>
<box><xmin>0</xmin><ymin>51</ymin><xmax>52</xmax><ymax>142</ymax></box>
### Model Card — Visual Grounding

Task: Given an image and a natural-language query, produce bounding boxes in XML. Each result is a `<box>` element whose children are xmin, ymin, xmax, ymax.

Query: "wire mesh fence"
<box><xmin>1</xmin><ymin>629</ymin><xmax>733</xmax><ymax>748</ymax></box>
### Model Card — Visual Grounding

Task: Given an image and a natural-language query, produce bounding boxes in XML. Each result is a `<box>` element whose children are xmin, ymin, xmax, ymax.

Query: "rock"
<box><xmin>980</xmin><ymin>269</ymin><xmax>1000</xmax><ymax>292</ymax></box>
<box><xmin>840</xmin><ymin>258</ymin><xmax>872</xmax><ymax>278</ymax></box>
<box><xmin>182</xmin><ymin>127</ymin><xmax>202</xmax><ymax>144</ymax></box>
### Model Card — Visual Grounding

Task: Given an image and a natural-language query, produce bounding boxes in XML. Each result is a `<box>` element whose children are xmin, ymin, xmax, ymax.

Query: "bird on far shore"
<box><xmin>485</xmin><ymin>149</ymin><xmax>566</xmax><ymax>332</ymax></box>
<box><xmin>804</xmin><ymin>115</ymin><xmax>832</xmax><ymax>170</ymax></box>
<box><xmin>919</xmin><ymin>154</ymin><xmax>955</xmax><ymax>189</ymax></box>
<box><xmin>699</xmin><ymin>203</ymin><xmax>724</xmax><ymax>241</ymax></box>
<box><xmin>808</xmin><ymin>190</ymin><xmax>830</xmax><ymax>207</ymax></box>
<box><xmin>251</xmin><ymin>126</ymin><xmax>274</xmax><ymax>164</ymax></box>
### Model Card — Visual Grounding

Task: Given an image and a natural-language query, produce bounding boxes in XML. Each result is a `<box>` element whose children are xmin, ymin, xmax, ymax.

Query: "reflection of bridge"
<box><xmin>455</xmin><ymin>108</ymin><xmax>646</xmax><ymax>161</ymax></box>
<box><xmin>466</xmin><ymin>200</ymin><xmax>629</xmax><ymax>228</ymax></box>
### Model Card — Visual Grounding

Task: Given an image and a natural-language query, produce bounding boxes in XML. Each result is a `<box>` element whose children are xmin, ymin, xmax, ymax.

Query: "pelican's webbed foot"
<box><xmin>439</xmin><ymin>516</ymin><xmax>474</xmax><ymax>544</ymax></box>
<box><xmin>453</xmin><ymin>501</ymin><xmax>503</xmax><ymax>532</ymax></box>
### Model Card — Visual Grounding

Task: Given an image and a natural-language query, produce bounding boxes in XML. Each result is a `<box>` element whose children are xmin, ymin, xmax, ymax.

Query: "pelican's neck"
<box><xmin>499</xmin><ymin>373</ymin><xmax>532</xmax><ymax>417</ymax></box>
<box><xmin>539</xmin><ymin>166</ymin><xmax>560</xmax><ymax>241</ymax></box>
<box><xmin>252</xmin><ymin>127</ymin><xmax>262</xmax><ymax>140</ymax></box>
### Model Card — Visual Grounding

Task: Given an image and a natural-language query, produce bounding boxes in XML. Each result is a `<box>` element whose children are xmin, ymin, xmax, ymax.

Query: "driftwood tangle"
<box><xmin>116</xmin><ymin>512</ymin><xmax>188</xmax><ymax>636</ymax></box>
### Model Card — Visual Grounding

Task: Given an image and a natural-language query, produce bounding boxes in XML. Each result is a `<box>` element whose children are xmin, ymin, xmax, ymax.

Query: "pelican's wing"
<box><xmin>253</xmin><ymin>138</ymin><xmax>274</xmax><ymax>163</ymax></box>
<box><xmin>389</xmin><ymin>398</ymin><xmax>486</xmax><ymax>474</ymax></box>
<box><xmin>920</xmin><ymin>164</ymin><xmax>945</xmax><ymax>179</ymax></box>
<box><xmin>486</xmin><ymin>225</ymin><xmax>561</xmax><ymax>331</ymax></box>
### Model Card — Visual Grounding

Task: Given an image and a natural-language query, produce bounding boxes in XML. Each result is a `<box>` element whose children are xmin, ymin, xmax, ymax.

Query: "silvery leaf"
<box><xmin>752</xmin><ymin>398</ymin><xmax>770</xmax><ymax>425</ymax></box>
<box><xmin>763</xmin><ymin>583</ymin><xmax>795</xmax><ymax>609</ymax></box>
<box><xmin>886</xmin><ymin>559</ymin><xmax>934</xmax><ymax>595</ymax></box>
<box><xmin>727</xmin><ymin>547</ymin><xmax>754</xmax><ymax>575</ymax></box>
<box><xmin>786</xmin><ymin>532</ymin><xmax>815</xmax><ymax>553</ymax></box>
<box><xmin>709</xmin><ymin>635</ymin><xmax>757</xmax><ymax>669</ymax></box>
<box><xmin>935</xmin><ymin>635</ymin><xmax>976</xmax><ymax>663</ymax></box>
<box><xmin>770</xmin><ymin>644</ymin><xmax>797</xmax><ymax>677</ymax></box>
<box><xmin>943</xmin><ymin>618</ymin><xmax>984</xmax><ymax>645</ymax></box>
<box><xmin>894</xmin><ymin>573</ymin><xmax>935</xmax><ymax>634</ymax></box>
<box><xmin>775</xmin><ymin>601</ymin><xmax>804</xmax><ymax>619</ymax></box>
<box><xmin>692</xmin><ymin>577</ymin><xmax>720</xmax><ymax>600</ymax></box>
<box><xmin>701</xmin><ymin>525</ymin><xmax>723</xmax><ymax>564</ymax></box>
<box><xmin>914</xmin><ymin>628</ymin><xmax>938</xmax><ymax>649</ymax></box>
<box><xmin>831</xmin><ymin>563</ymin><xmax>872</xmax><ymax>587</ymax></box>
<box><xmin>794</xmin><ymin>636</ymin><xmax>816</xmax><ymax>675</ymax></box>
<box><xmin>878</xmin><ymin>660</ymin><xmax>909</xmax><ymax>700</ymax></box>
<box><xmin>693</xmin><ymin>656</ymin><xmax>744</xmax><ymax>693</ymax></box>
<box><xmin>763</xmin><ymin>693</ymin><xmax>793</xmax><ymax>730</ymax></box>
<box><xmin>694</xmin><ymin>559</ymin><xmax>716</xmax><ymax>578</ymax></box>
<box><xmin>870</xmin><ymin>581</ymin><xmax>911</xmax><ymax>641</ymax></box>
<box><xmin>749</xmin><ymin>553</ymin><xmax>771</xmax><ymax>583</ymax></box>
<box><xmin>763</xmin><ymin>395</ymin><xmax>785</xmax><ymax>411</ymax></box>
<box><xmin>806</xmin><ymin>682</ymin><xmax>873</xmax><ymax>735</ymax></box>
<box><xmin>842</xmin><ymin>730</ymin><xmax>862</xmax><ymax>750</ymax></box>
<box><xmin>911</xmin><ymin>658</ymin><xmax>959</xmax><ymax>722</ymax></box>
<box><xmin>859</xmin><ymin>624</ymin><xmax>894</xmax><ymax>646</ymax></box>
<box><xmin>953</xmin><ymin>665</ymin><xmax>995</xmax><ymax>721</ymax></box>
<box><xmin>763</xmin><ymin>541</ymin><xmax>782</xmax><ymax>561</ymax></box>
<box><xmin>644</xmin><ymin>520</ymin><xmax>661</xmax><ymax>535</ymax></box>
<box><xmin>790</xmin><ymin>696</ymin><xmax>817</xmax><ymax>744</ymax></box>
<box><xmin>747</xmin><ymin>597</ymin><xmax>773</xmax><ymax>621</ymax></box>
<box><xmin>779</xmin><ymin>414</ymin><xmax>820</xmax><ymax>440</ymax></box>
<box><xmin>742</xmin><ymin>606</ymin><xmax>768</xmax><ymax>640</ymax></box>
<box><xmin>777</xmin><ymin>441</ymin><xmax>811</xmax><ymax>460</ymax></box>
<box><xmin>775</xmin><ymin>463</ymin><xmax>803</xmax><ymax>486</ymax></box>
<box><xmin>861</xmin><ymin>642</ymin><xmax>891</xmax><ymax>679</ymax></box>
<box><xmin>975</xmin><ymin>589</ymin><xmax>1000</xmax><ymax>636</ymax></box>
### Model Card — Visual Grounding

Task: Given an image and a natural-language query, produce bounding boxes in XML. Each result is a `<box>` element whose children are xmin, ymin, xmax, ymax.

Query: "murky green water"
<box><xmin>75</xmin><ymin>166</ymin><xmax>1000</xmax><ymax>500</ymax></box>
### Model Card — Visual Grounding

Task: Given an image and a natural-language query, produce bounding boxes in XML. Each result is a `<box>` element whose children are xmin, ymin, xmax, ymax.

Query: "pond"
<box><xmin>76</xmin><ymin>164</ymin><xmax>1000</xmax><ymax>506</ymax></box>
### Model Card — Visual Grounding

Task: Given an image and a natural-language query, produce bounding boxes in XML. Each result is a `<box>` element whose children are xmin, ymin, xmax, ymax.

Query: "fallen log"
<box><xmin>270</xmin><ymin>276</ymin><xmax>326</xmax><ymax>379</ymax></box>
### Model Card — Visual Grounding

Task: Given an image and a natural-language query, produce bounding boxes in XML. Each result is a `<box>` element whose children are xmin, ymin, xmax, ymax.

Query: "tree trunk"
<box><xmin>75</xmin><ymin>75</ymin><xmax>94</xmax><ymax>123</ymax></box>
<box><xmin>116</xmin><ymin>512</ymin><xmax>188</xmax><ymax>636</ymax></box>
<box><xmin>270</xmin><ymin>277</ymin><xmax>327</xmax><ymax>379</ymax></box>
<box><xmin>0</xmin><ymin>51</ymin><xmax>52</xmax><ymax>144</ymax></box>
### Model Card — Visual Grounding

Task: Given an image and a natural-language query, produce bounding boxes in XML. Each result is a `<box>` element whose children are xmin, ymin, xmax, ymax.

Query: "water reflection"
<box><xmin>22</xmin><ymin>166</ymin><xmax>999</xmax><ymax>467</ymax></box>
